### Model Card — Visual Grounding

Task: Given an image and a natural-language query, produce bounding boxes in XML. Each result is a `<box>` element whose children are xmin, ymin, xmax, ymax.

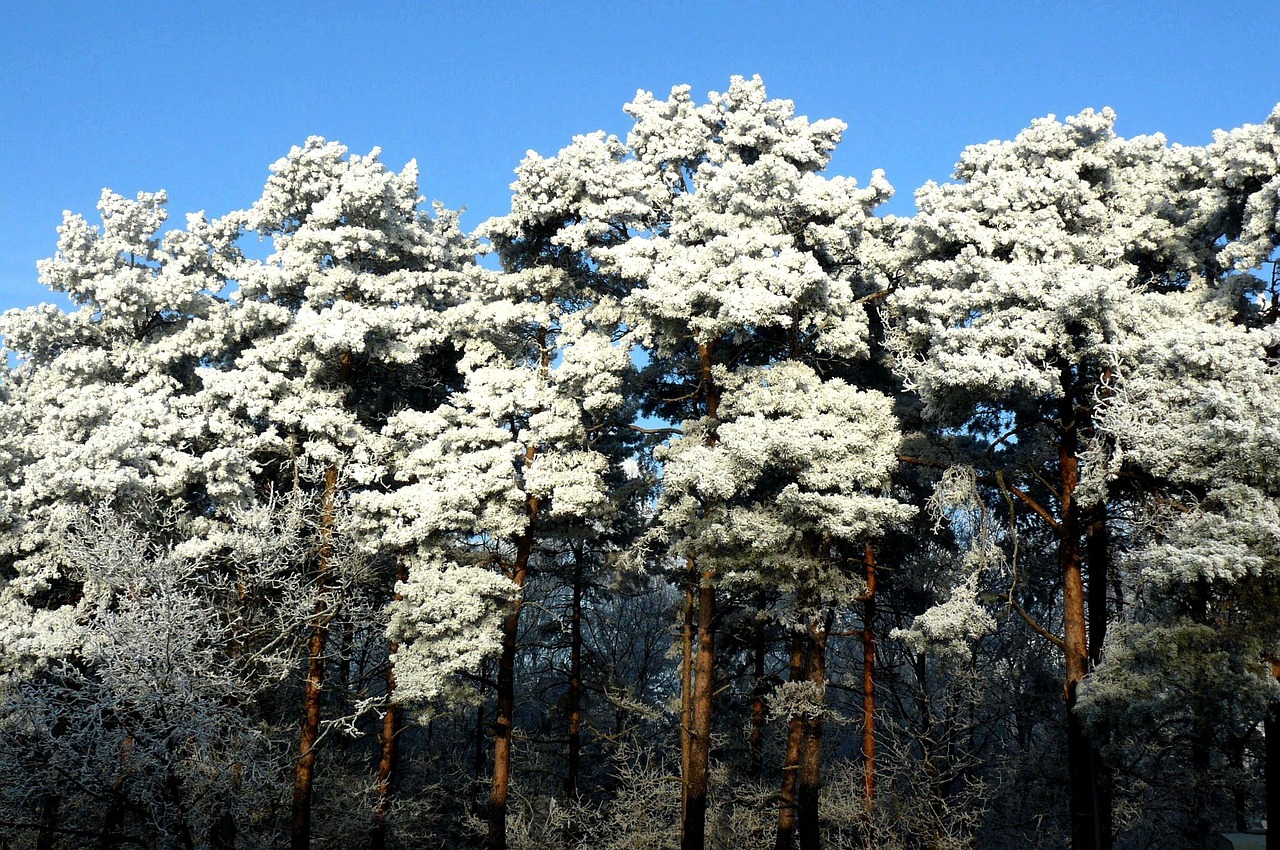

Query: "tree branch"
<box><xmin>1008</xmin><ymin>595</ymin><xmax>1065</xmax><ymax>651</ymax></box>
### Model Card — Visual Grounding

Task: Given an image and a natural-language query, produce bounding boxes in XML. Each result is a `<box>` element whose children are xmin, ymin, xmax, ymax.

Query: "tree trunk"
<box><xmin>1268</xmin><ymin>672</ymin><xmax>1280</xmax><ymax>847</ymax></box>
<box><xmin>862</xmin><ymin>545</ymin><xmax>878</xmax><ymax>807</ymax></box>
<box><xmin>291</xmin><ymin>462</ymin><xmax>340</xmax><ymax>850</ymax></box>
<box><xmin>474</xmin><ymin>703</ymin><xmax>486</xmax><ymax>782</ymax></box>
<box><xmin>749</xmin><ymin>615</ymin><xmax>767</xmax><ymax>782</ymax></box>
<box><xmin>775</xmin><ymin>629</ymin><xmax>808</xmax><ymax>850</ymax></box>
<box><xmin>1059</xmin><ymin>366</ymin><xmax>1103</xmax><ymax>850</ymax></box>
<box><xmin>486</xmin><ymin>459</ymin><xmax>540</xmax><ymax>850</ymax></box>
<box><xmin>101</xmin><ymin>735</ymin><xmax>134</xmax><ymax>850</ymax></box>
<box><xmin>209</xmin><ymin>811</ymin><xmax>236</xmax><ymax>850</ymax></box>
<box><xmin>681</xmin><ymin>566</ymin><xmax>717</xmax><ymax>850</ymax></box>
<box><xmin>679</xmin><ymin>340</ymin><xmax>724</xmax><ymax>850</ymax></box>
<box><xmin>563</xmin><ymin>555</ymin><xmax>584</xmax><ymax>849</ymax></box>
<box><xmin>797</xmin><ymin>610</ymin><xmax>832</xmax><ymax>850</ymax></box>
<box><xmin>370</xmin><ymin>559</ymin><xmax>408</xmax><ymax>850</ymax></box>
<box><xmin>1190</xmin><ymin>577</ymin><xmax>1213</xmax><ymax>840</ymax></box>
<box><xmin>680</xmin><ymin>557</ymin><xmax>695</xmax><ymax>829</ymax></box>
<box><xmin>1085</xmin><ymin>505</ymin><xmax>1114</xmax><ymax>849</ymax></box>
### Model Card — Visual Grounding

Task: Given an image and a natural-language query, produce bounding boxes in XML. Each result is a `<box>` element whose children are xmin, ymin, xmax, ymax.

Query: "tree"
<box><xmin>883</xmin><ymin>106</ymin><xmax>1258</xmax><ymax>850</ymax></box>
<box><xmin>494</xmin><ymin>75</ymin><xmax>910</xmax><ymax>849</ymax></box>
<box><xmin>195</xmin><ymin>137</ymin><xmax>473</xmax><ymax>849</ymax></box>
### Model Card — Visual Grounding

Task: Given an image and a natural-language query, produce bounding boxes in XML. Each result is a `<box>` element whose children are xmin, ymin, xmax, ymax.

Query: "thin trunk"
<box><xmin>1226</xmin><ymin>732</ymin><xmax>1247</xmax><ymax>833</ymax></box>
<box><xmin>209</xmin><ymin>812</ymin><xmax>236</xmax><ymax>850</ymax></box>
<box><xmin>474</xmin><ymin>704</ymin><xmax>486</xmax><ymax>782</ymax></box>
<box><xmin>775</xmin><ymin>629</ymin><xmax>808</xmax><ymax>850</ymax></box>
<box><xmin>797</xmin><ymin>610</ymin><xmax>832</xmax><ymax>850</ymax></box>
<box><xmin>487</xmin><ymin>328</ymin><xmax>550</xmax><ymax>850</ymax></box>
<box><xmin>291</xmin><ymin>349</ymin><xmax>351</xmax><ymax>850</ymax></box>
<box><xmin>749</xmin><ymin>616</ymin><xmax>767</xmax><ymax>782</ymax></box>
<box><xmin>1267</xmin><ymin>663</ymin><xmax>1280</xmax><ymax>847</ymax></box>
<box><xmin>1085</xmin><ymin>505</ymin><xmax>1113</xmax><ymax>849</ymax></box>
<box><xmin>101</xmin><ymin>736</ymin><xmax>133</xmax><ymax>850</ymax></box>
<box><xmin>291</xmin><ymin>462</ymin><xmax>340</xmax><ymax>850</ymax></box>
<box><xmin>1189</xmin><ymin>577</ymin><xmax>1213</xmax><ymax>840</ymax></box>
<box><xmin>1059</xmin><ymin>365</ymin><xmax>1101</xmax><ymax>850</ymax></box>
<box><xmin>563</xmin><ymin>556</ymin><xmax>584</xmax><ymax>850</ymax></box>
<box><xmin>210</xmin><ymin>761</ymin><xmax>241</xmax><ymax>849</ymax></box>
<box><xmin>486</xmin><ymin>456</ymin><xmax>540</xmax><ymax>850</ymax></box>
<box><xmin>682</xmin><ymin>341</ymin><xmax>721</xmax><ymax>850</ymax></box>
<box><xmin>681</xmin><ymin>566</ymin><xmax>717</xmax><ymax>850</ymax></box>
<box><xmin>680</xmin><ymin>557</ymin><xmax>695</xmax><ymax>829</ymax></box>
<box><xmin>370</xmin><ymin>559</ymin><xmax>409</xmax><ymax>850</ymax></box>
<box><xmin>35</xmin><ymin>794</ymin><xmax>60</xmax><ymax>850</ymax></box>
<box><xmin>164</xmin><ymin>770</ymin><xmax>195</xmax><ymax>850</ymax></box>
<box><xmin>862</xmin><ymin>545</ymin><xmax>878</xmax><ymax>806</ymax></box>
<box><xmin>566</xmin><ymin>558</ymin><xmax>583</xmax><ymax>802</ymax></box>
<box><xmin>337</xmin><ymin>617</ymin><xmax>354</xmax><ymax>715</ymax></box>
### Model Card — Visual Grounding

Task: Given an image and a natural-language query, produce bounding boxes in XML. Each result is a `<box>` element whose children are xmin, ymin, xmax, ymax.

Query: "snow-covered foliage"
<box><xmin>658</xmin><ymin>361</ymin><xmax>911</xmax><ymax>597</ymax></box>
<box><xmin>886</xmin><ymin>107</ymin><xmax>1213</xmax><ymax>424</ymax></box>
<box><xmin>3</xmin><ymin>79</ymin><xmax>1280</xmax><ymax>850</ymax></box>
<box><xmin>198</xmin><ymin>137</ymin><xmax>472</xmax><ymax>497</ymax></box>
<box><xmin>0</xmin><ymin>504</ymin><xmax>313</xmax><ymax>847</ymax></box>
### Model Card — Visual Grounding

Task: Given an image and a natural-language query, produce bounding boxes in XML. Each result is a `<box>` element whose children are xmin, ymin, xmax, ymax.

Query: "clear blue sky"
<box><xmin>3</xmin><ymin>0</ymin><xmax>1278</xmax><ymax>310</ymax></box>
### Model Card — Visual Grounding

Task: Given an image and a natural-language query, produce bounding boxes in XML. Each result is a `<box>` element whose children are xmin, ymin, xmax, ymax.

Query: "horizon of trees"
<box><xmin>1</xmin><ymin>76</ymin><xmax>1279</xmax><ymax>850</ymax></box>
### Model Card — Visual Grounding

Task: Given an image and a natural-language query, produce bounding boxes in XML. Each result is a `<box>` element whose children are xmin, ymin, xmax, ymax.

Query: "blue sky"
<box><xmin>3</xmin><ymin>0</ymin><xmax>1278</xmax><ymax>310</ymax></box>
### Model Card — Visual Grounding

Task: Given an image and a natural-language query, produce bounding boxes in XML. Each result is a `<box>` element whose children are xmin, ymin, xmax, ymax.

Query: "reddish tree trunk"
<box><xmin>749</xmin><ymin>620</ymin><xmax>767</xmax><ymax>782</ymax></box>
<box><xmin>486</xmin><ymin>471</ymin><xmax>540</xmax><ymax>850</ymax></box>
<box><xmin>563</xmin><ymin>556</ymin><xmax>584</xmax><ymax>850</ymax></box>
<box><xmin>681</xmin><ymin>568</ymin><xmax>717</xmax><ymax>850</ymax></box>
<box><xmin>291</xmin><ymin>463</ymin><xmax>340</xmax><ymax>850</ymax></box>
<box><xmin>775</xmin><ymin>630</ymin><xmax>808</xmax><ymax>850</ymax></box>
<box><xmin>370</xmin><ymin>559</ymin><xmax>408</xmax><ymax>850</ymax></box>
<box><xmin>797</xmin><ymin>610</ymin><xmax>832</xmax><ymax>850</ymax></box>
<box><xmin>680</xmin><ymin>341</ymin><xmax>723</xmax><ymax>850</ymax></box>
<box><xmin>680</xmin><ymin>557</ymin><xmax>695</xmax><ymax>828</ymax></box>
<box><xmin>1059</xmin><ymin>366</ymin><xmax>1104</xmax><ymax>850</ymax></box>
<box><xmin>862</xmin><ymin>545</ymin><xmax>878</xmax><ymax>806</ymax></box>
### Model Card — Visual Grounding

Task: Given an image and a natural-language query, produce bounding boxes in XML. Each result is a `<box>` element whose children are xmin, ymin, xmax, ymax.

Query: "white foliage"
<box><xmin>893</xmin><ymin>573</ymin><xmax>997</xmax><ymax>660</ymax></box>
<box><xmin>387</xmin><ymin>554</ymin><xmax>515</xmax><ymax>704</ymax></box>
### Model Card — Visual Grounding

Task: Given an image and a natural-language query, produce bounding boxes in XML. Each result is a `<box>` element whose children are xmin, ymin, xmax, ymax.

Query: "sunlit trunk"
<box><xmin>370</xmin><ymin>558</ymin><xmax>408</xmax><ymax>850</ymax></box>
<box><xmin>1059</xmin><ymin>364</ymin><xmax>1105</xmax><ymax>850</ymax></box>
<box><xmin>291</xmin><ymin>462</ymin><xmax>340</xmax><ymax>850</ymax></box>
<box><xmin>1085</xmin><ymin>505</ymin><xmax>1113</xmax><ymax>848</ymax></box>
<box><xmin>681</xmin><ymin>341</ymin><xmax>723</xmax><ymax>850</ymax></box>
<box><xmin>681</xmin><ymin>568</ymin><xmax>717</xmax><ymax>850</ymax></box>
<box><xmin>797</xmin><ymin>610</ymin><xmax>832</xmax><ymax>850</ymax></box>
<box><xmin>487</xmin><ymin>442</ymin><xmax>541</xmax><ymax>850</ymax></box>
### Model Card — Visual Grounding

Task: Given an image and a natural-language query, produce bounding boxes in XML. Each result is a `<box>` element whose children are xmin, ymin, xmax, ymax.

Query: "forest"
<box><xmin>1</xmin><ymin>76</ymin><xmax>1279</xmax><ymax>850</ymax></box>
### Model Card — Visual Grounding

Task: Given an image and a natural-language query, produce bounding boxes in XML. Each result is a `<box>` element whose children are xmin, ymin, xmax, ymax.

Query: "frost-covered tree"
<box><xmin>496</xmin><ymin>76</ymin><xmax>909</xmax><ymax>849</ymax></box>
<box><xmin>883</xmin><ymin>106</ymin><xmax>1275</xmax><ymax>850</ymax></box>
<box><xmin>0</xmin><ymin>498</ymin><xmax>319</xmax><ymax>849</ymax></box>
<box><xmin>361</xmin><ymin>149</ymin><xmax>640</xmax><ymax>848</ymax></box>
<box><xmin>196</xmin><ymin>137</ymin><xmax>475</xmax><ymax>849</ymax></box>
<box><xmin>0</xmin><ymin>188</ymin><xmax>240</xmax><ymax>660</ymax></box>
<box><xmin>1072</xmin><ymin>108</ymin><xmax>1280</xmax><ymax>837</ymax></box>
<box><xmin>0</xmin><ymin>188</ymin><xmax>247</xmax><ymax>847</ymax></box>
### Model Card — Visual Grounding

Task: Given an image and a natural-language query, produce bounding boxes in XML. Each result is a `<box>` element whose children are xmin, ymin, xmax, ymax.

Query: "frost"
<box><xmin>892</xmin><ymin>574</ymin><xmax>997</xmax><ymax>659</ymax></box>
